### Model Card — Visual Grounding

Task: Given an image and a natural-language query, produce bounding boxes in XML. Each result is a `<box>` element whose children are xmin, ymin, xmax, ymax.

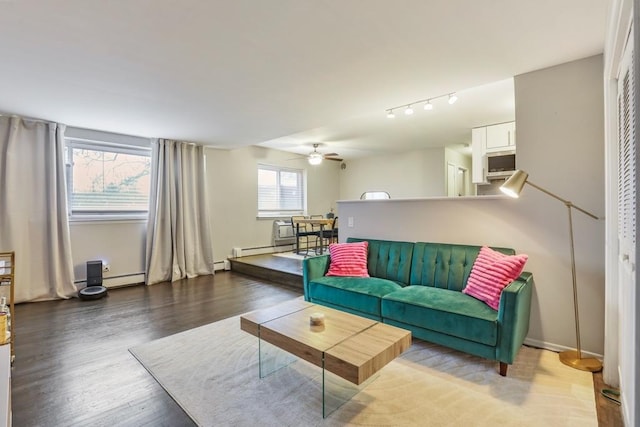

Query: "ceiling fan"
<box><xmin>307</xmin><ymin>143</ymin><xmax>342</xmax><ymax>165</ymax></box>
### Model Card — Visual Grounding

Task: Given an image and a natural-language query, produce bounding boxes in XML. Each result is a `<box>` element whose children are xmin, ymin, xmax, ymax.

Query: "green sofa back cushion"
<box><xmin>347</xmin><ymin>237</ymin><xmax>414</xmax><ymax>286</ymax></box>
<box><xmin>410</xmin><ymin>242</ymin><xmax>515</xmax><ymax>291</ymax></box>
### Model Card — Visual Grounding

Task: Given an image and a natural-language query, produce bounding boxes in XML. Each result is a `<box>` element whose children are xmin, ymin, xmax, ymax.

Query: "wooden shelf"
<box><xmin>0</xmin><ymin>251</ymin><xmax>13</xmax><ymax>427</ymax></box>
<box><xmin>0</xmin><ymin>252</ymin><xmax>14</xmax><ymax>362</ymax></box>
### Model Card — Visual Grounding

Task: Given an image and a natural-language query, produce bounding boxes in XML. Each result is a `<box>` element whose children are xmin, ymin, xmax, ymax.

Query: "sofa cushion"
<box><xmin>463</xmin><ymin>246</ymin><xmax>529</xmax><ymax>310</ymax></box>
<box><xmin>308</xmin><ymin>276</ymin><xmax>402</xmax><ymax>317</ymax></box>
<box><xmin>410</xmin><ymin>242</ymin><xmax>515</xmax><ymax>291</ymax></box>
<box><xmin>347</xmin><ymin>238</ymin><xmax>414</xmax><ymax>286</ymax></box>
<box><xmin>326</xmin><ymin>241</ymin><xmax>369</xmax><ymax>277</ymax></box>
<box><xmin>381</xmin><ymin>285</ymin><xmax>499</xmax><ymax>346</ymax></box>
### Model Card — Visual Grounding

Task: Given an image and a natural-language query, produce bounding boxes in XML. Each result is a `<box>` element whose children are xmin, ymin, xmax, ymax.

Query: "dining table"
<box><xmin>293</xmin><ymin>218</ymin><xmax>335</xmax><ymax>255</ymax></box>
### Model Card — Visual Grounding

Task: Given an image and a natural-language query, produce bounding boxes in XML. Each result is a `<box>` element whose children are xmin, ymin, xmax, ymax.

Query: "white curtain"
<box><xmin>145</xmin><ymin>139</ymin><xmax>214</xmax><ymax>285</ymax></box>
<box><xmin>0</xmin><ymin>116</ymin><xmax>77</xmax><ymax>302</ymax></box>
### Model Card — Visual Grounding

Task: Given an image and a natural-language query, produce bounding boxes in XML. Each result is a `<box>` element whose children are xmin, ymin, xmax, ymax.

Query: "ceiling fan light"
<box><xmin>404</xmin><ymin>105</ymin><xmax>414</xmax><ymax>115</ymax></box>
<box><xmin>308</xmin><ymin>153</ymin><xmax>323</xmax><ymax>165</ymax></box>
<box><xmin>448</xmin><ymin>93</ymin><xmax>458</xmax><ymax>104</ymax></box>
<box><xmin>424</xmin><ymin>101</ymin><xmax>433</xmax><ymax>110</ymax></box>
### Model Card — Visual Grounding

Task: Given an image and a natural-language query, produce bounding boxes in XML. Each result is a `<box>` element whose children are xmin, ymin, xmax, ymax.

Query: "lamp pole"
<box><xmin>567</xmin><ymin>204</ymin><xmax>581</xmax><ymax>359</ymax></box>
<box><xmin>523</xmin><ymin>180</ymin><xmax>602</xmax><ymax>372</ymax></box>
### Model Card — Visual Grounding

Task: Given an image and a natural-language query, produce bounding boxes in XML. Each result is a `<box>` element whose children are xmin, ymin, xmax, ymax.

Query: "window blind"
<box><xmin>617</xmin><ymin>48</ymin><xmax>636</xmax><ymax>245</ymax></box>
<box><xmin>257</xmin><ymin>165</ymin><xmax>305</xmax><ymax>216</ymax></box>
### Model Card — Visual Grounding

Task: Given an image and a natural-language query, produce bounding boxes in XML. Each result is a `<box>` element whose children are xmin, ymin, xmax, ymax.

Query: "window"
<box><xmin>360</xmin><ymin>191</ymin><xmax>391</xmax><ymax>200</ymax></box>
<box><xmin>65</xmin><ymin>139</ymin><xmax>151</xmax><ymax>218</ymax></box>
<box><xmin>257</xmin><ymin>164</ymin><xmax>305</xmax><ymax>217</ymax></box>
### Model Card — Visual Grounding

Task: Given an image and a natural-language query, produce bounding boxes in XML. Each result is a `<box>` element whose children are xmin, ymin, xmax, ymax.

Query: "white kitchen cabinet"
<box><xmin>485</xmin><ymin>121</ymin><xmax>516</xmax><ymax>152</ymax></box>
<box><xmin>471</xmin><ymin>127</ymin><xmax>488</xmax><ymax>184</ymax></box>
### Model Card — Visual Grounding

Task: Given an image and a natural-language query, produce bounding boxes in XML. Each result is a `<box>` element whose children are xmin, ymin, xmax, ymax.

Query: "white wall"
<box><xmin>515</xmin><ymin>54</ymin><xmax>605</xmax><ymax>352</ymax></box>
<box><xmin>339</xmin><ymin>148</ymin><xmax>445</xmax><ymax>199</ymax></box>
<box><xmin>205</xmin><ymin>145</ymin><xmax>341</xmax><ymax>261</ymax></box>
<box><xmin>69</xmin><ymin>220</ymin><xmax>147</xmax><ymax>286</ymax></box>
<box><xmin>337</xmin><ymin>55</ymin><xmax>605</xmax><ymax>355</ymax></box>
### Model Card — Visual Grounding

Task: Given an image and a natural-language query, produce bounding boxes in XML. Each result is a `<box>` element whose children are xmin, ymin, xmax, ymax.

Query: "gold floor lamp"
<box><xmin>500</xmin><ymin>169</ymin><xmax>602</xmax><ymax>372</ymax></box>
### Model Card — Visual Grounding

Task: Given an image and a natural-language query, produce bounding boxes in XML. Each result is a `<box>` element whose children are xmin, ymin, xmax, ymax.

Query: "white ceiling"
<box><xmin>0</xmin><ymin>1</ymin><xmax>610</xmax><ymax>160</ymax></box>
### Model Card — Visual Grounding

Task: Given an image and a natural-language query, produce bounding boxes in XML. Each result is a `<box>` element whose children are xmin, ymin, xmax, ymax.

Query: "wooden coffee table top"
<box><xmin>240</xmin><ymin>299</ymin><xmax>411</xmax><ymax>385</ymax></box>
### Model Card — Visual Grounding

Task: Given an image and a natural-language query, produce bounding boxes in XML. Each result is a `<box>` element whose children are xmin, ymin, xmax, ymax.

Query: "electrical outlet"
<box><xmin>102</xmin><ymin>264</ymin><xmax>110</xmax><ymax>273</ymax></box>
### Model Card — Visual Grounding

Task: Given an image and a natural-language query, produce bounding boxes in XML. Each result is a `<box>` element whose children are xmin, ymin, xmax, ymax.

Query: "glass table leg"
<box><xmin>258</xmin><ymin>331</ymin><xmax>379</xmax><ymax>418</ymax></box>
<box><xmin>258</xmin><ymin>331</ymin><xmax>297</xmax><ymax>378</ymax></box>
<box><xmin>322</xmin><ymin>359</ymin><xmax>378</xmax><ymax>419</ymax></box>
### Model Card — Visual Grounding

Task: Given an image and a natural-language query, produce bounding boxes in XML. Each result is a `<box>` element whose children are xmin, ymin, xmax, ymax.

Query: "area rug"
<box><xmin>129</xmin><ymin>310</ymin><xmax>597</xmax><ymax>427</ymax></box>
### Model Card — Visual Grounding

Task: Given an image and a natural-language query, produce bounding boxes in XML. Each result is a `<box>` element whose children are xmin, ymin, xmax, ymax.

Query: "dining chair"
<box><xmin>291</xmin><ymin>215</ymin><xmax>315</xmax><ymax>255</ymax></box>
<box><xmin>307</xmin><ymin>215</ymin><xmax>325</xmax><ymax>254</ymax></box>
<box><xmin>316</xmin><ymin>216</ymin><xmax>338</xmax><ymax>250</ymax></box>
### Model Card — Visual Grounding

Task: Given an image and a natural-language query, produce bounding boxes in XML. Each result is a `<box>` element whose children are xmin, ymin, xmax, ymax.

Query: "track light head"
<box><xmin>424</xmin><ymin>101</ymin><xmax>433</xmax><ymax>111</ymax></box>
<box><xmin>386</xmin><ymin>110</ymin><xmax>395</xmax><ymax>119</ymax></box>
<box><xmin>448</xmin><ymin>93</ymin><xmax>458</xmax><ymax>104</ymax></box>
<box><xmin>404</xmin><ymin>105</ymin><xmax>414</xmax><ymax>115</ymax></box>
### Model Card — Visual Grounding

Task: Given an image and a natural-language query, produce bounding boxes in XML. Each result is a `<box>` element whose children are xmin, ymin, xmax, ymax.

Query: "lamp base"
<box><xmin>559</xmin><ymin>350</ymin><xmax>602</xmax><ymax>372</ymax></box>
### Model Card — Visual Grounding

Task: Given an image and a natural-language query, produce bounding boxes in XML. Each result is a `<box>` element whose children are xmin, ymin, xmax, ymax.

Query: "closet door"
<box><xmin>616</xmin><ymin>30</ymin><xmax>637</xmax><ymax>423</ymax></box>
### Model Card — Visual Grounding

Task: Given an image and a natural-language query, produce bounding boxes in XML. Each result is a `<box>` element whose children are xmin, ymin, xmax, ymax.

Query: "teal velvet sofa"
<box><xmin>302</xmin><ymin>237</ymin><xmax>534</xmax><ymax>376</ymax></box>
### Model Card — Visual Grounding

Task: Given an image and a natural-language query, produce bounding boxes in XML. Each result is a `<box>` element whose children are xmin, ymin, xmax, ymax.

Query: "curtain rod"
<box><xmin>0</xmin><ymin>111</ymin><xmax>57</xmax><ymax>124</ymax></box>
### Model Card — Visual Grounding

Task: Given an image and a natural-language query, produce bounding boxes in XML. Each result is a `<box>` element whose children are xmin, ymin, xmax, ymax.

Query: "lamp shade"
<box><xmin>500</xmin><ymin>170</ymin><xmax>529</xmax><ymax>198</ymax></box>
<box><xmin>308</xmin><ymin>152</ymin><xmax>323</xmax><ymax>165</ymax></box>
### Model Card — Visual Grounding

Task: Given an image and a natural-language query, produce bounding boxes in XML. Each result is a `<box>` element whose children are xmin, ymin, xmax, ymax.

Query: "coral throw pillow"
<box><xmin>463</xmin><ymin>246</ymin><xmax>528</xmax><ymax>310</ymax></box>
<box><xmin>325</xmin><ymin>241</ymin><xmax>370</xmax><ymax>277</ymax></box>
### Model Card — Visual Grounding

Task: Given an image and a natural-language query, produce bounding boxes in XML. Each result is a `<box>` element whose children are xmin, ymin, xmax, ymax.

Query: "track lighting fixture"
<box><xmin>386</xmin><ymin>92</ymin><xmax>458</xmax><ymax>118</ymax></box>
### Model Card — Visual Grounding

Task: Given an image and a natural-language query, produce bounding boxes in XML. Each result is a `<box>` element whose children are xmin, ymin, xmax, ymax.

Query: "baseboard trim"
<box><xmin>76</xmin><ymin>262</ymin><xmax>233</xmax><ymax>288</ymax></box>
<box><xmin>230</xmin><ymin>244</ymin><xmax>295</xmax><ymax>258</ymax></box>
<box><xmin>524</xmin><ymin>337</ymin><xmax>603</xmax><ymax>360</ymax></box>
<box><xmin>103</xmin><ymin>274</ymin><xmax>146</xmax><ymax>289</ymax></box>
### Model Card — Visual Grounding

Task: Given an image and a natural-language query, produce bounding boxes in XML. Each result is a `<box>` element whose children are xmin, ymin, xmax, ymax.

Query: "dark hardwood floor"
<box><xmin>12</xmin><ymin>272</ymin><xmax>300</xmax><ymax>427</ymax></box>
<box><xmin>11</xmin><ymin>260</ymin><xmax>622</xmax><ymax>426</ymax></box>
<box><xmin>594</xmin><ymin>370</ymin><xmax>624</xmax><ymax>426</ymax></box>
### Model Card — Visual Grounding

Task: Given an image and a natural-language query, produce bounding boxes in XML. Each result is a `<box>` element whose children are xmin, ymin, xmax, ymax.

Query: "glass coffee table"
<box><xmin>240</xmin><ymin>299</ymin><xmax>411</xmax><ymax>418</ymax></box>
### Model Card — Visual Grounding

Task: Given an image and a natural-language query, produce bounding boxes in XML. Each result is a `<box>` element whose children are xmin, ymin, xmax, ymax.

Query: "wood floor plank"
<box><xmin>593</xmin><ymin>370</ymin><xmax>624</xmax><ymax>426</ymax></box>
<box><xmin>11</xmin><ymin>272</ymin><xmax>300</xmax><ymax>426</ymax></box>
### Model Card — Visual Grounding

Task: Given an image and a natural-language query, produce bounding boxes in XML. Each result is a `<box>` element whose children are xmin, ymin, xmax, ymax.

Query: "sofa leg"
<box><xmin>499</xmin><ymin>362</ymin><xmax>508</xmax><ymax>376</ymax></box>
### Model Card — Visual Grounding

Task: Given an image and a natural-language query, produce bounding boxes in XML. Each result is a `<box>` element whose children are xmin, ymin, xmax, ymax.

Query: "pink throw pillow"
<box><xmin>325</xmin><ymin>242</ymin><xmax>370</xmax><ymax>277</ymax></box>
<box><xmin>463</xmin><ymin>246</ymin><xmax>528</xmax><ymax>310</ymax></box>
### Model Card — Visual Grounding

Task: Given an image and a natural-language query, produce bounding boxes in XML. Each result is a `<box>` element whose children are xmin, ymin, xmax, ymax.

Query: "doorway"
<box><xmin>447</xmin><ymin>163</ymin><xmax>468</xmax><ymax>197</ymax></box>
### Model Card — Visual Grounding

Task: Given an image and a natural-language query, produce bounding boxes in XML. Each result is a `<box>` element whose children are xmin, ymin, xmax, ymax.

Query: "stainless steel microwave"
<box><xmin>486</xmin><ymin>152</ymin><xmax>516</xmax><ymax>179</ymax></box>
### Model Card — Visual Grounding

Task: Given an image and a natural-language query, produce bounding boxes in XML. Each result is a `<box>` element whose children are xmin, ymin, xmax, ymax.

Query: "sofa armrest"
<box><xmin>302</xmin><ymin>255</ymin><xmax>330</xmax><ymax>301</ymax></box>
<box><xmin>496</xmin><ymin>272</ymin><xmax>534</xmax><ymax>364</ymax></box>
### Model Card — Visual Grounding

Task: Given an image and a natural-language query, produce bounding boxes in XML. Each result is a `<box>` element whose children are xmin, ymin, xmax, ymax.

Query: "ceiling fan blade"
<box><xmin>323</xmin><ymin>152</ymin><xmax>339</xmax><ymax>157</ymax></box>
<box><xmin>326</xmin><ymin>157</ymin><xmax>343</xmax><ymax>162</ymax></box>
